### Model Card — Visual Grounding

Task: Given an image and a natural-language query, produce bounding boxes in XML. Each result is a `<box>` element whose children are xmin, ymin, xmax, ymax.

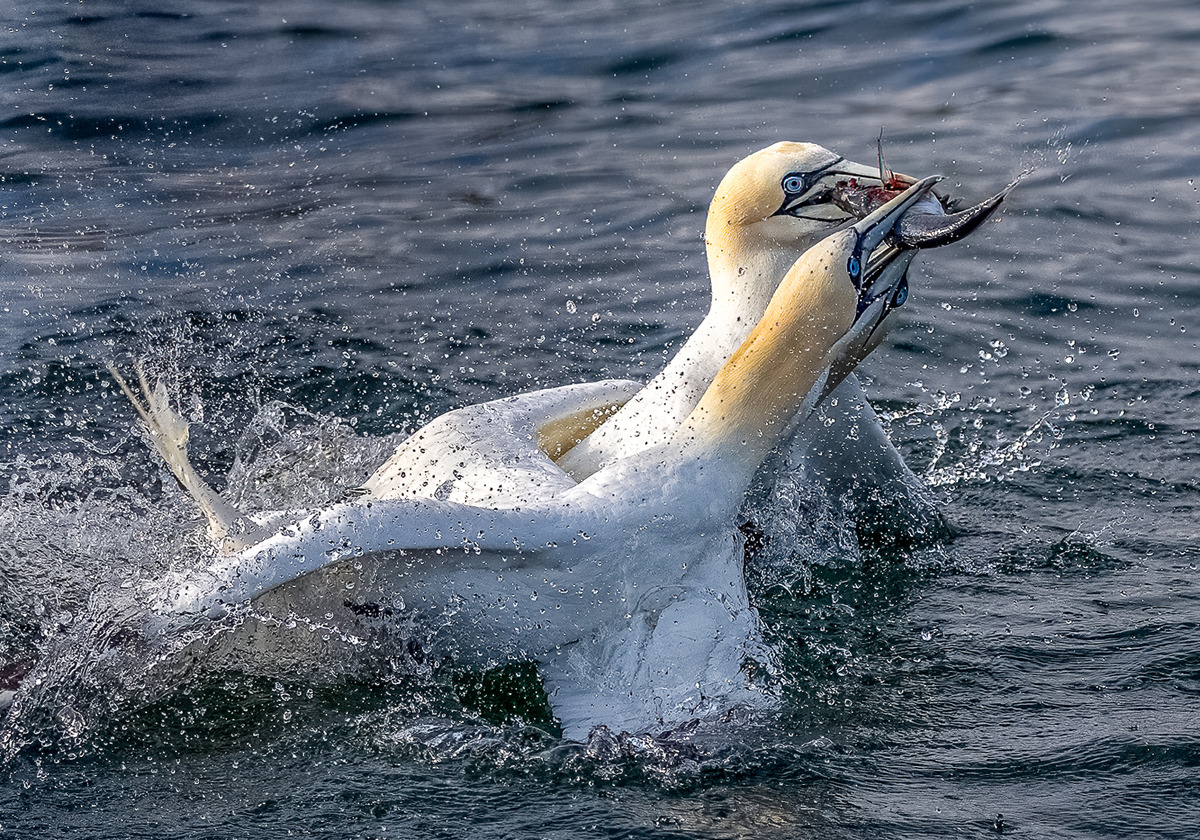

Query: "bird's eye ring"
<box><xmin>892</xmin><ymin>277</ymin><xmax>909</xmax><ymax>308</ymax></box>
<box><xmin>847</xmin><ymin>255</ymin><xmax>861</xmax><ymax>278</ymax></box>
<box><xmin>782</xmin><ymin>175</ymin><xmax>806</xmax><ymax>194</ymax></box>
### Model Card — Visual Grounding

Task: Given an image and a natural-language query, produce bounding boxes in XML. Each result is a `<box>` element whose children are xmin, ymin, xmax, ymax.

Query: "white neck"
<box><xmin>556</xmin><ymin>229</ymin><xmax>808</xmax><ymax>480</ymax></box>
<box><xmin>673</xmin><ymin>235</ymin><xmax>856</xmax><ymax>491</ymax></box>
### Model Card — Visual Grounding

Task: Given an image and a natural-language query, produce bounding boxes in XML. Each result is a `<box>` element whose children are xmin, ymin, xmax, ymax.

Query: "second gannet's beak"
<box><xmin>807</xmin><ymin>176</ymin><xmax>941</xmax><ymax>408</ymax></box>
<box><xmin>848</xmin><ymin>175</ymin><xmax>941</xmax><ymax>309</ymax></box>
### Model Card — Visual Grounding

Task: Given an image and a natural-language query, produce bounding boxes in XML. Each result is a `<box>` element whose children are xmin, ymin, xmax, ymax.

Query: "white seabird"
<box><xmin>101</xmin><ymin>179</ymin><xmax>941</xmax><ymax>740</ymax></box>
<box><xmin>364</xmin><ymin>143</ymin><xmax>933</xmax><ymax>530</ymax></box>
<box><xmin>364</xmin><ymin>142</ymin><xmax>1005</xmax><ymax>542</ymax></box>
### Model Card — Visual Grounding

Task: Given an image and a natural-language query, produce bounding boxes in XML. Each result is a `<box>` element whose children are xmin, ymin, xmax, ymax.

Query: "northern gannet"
<box><xmin>41</xmin><ymin>179</ymin><xmax>941</xmax><ymax>742</ymax></box>
<box><xmin>555</xmin><ymin>144</ymin><xmax>1007</xmax><ymax>539</ymax></box>
<box><xmin>362</xmin><ymin>142</ymin><xmax>897</xmax><ymax>511</ymax></box>
<box><xmin>363</xmin><ymin>143</ymin><xmax>1004</xmax><ymax>545</ymax></box>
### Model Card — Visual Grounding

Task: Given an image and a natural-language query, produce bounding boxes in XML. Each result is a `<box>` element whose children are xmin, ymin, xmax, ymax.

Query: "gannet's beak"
<box><xmin>775</xmin><ymin>156</ymin><xmax>910</xmax><ymax>221</ymax></box>
<box><xmin>847</xmin><ymin>174</ymin><xmax>940</xmax><ymax>311</ymax></box>
<box><xmin>806</xmin><ymin>176</ymin><xmax>940</xmax><ymax>408</ymax></box>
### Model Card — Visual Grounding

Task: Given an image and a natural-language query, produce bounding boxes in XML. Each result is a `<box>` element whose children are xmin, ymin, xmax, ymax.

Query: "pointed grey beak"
<box><xmin>800</xmin><ymin>177</ymin><xmax>939</xmax><ymax>411</ymax></box>
<box><xmin>802</xmin><ymin>172</ymin><xmax>1010</xmax><ymax>415</ymax></box>
<box><xmin>777</xmin><ymin>156</ymin><xmax>911</xmax><ymax>221</ymax></box>
<box><xmin>850</xmin><ymin>175</ymin><xmax>942</xmax><ymax>264</ymax></box>
<box><xmin>847</xmin><ymin>175</ymin><xmax>940</xmax><ymax>305</ymax></box>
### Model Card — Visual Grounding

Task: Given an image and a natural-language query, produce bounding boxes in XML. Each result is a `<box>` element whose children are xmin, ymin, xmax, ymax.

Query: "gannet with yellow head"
<box><xmin>361</xmin><ymin>143</ymin><xmax>930</xmax><ymax>512</ymax></box>
<box><xmin>556</xmin><ymin>142</ymin><xmax>1006</xmax><ymax>538</ymax></box>
<box><xmin>1</xmin><ymin>180</ymin><xmax>940</xmax><ymax>746</ymax></box>
<box><xmin>553</xmin><ymin>142</ymin><xmax>903</xmax><ymax>478</ymax></box>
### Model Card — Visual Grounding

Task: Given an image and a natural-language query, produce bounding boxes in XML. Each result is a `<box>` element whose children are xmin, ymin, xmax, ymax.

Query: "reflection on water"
<box><xmin>3</xmin><ymin>0</ymin><xmax>1200</xmax><ymax>837</ymax></box>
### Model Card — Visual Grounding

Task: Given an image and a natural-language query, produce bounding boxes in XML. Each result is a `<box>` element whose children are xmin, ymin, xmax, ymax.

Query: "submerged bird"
<box><xmin>62</xmin><ymin>180</ymin><xmax>943</xmax><ymax>742</ymax></box>
<box><xmin>0</xmin><ymin>145</ymin><xmax>1009</xmax><ymax>747</ymax></box>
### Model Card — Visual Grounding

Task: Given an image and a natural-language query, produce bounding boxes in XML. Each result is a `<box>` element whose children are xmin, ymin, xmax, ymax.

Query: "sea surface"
<box><xmin>2</xmin><ymin>0</ymin><xmax>1199</xmax><ymax>837</ymax></box>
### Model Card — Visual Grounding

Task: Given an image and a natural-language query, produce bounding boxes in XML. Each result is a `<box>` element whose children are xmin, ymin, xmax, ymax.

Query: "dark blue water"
<box><xmin>2</xmin><ymin>0</ymin><xmax>1199</xmax><ymax>837</ymax></box>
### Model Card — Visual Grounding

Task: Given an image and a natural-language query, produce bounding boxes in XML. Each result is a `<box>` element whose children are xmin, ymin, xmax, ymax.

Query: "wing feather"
<box><xmin>362</xmin><ymin>380</ymin><xmax>640</xmax><ymax>507</ymax></box>
<box><xmin>167</xmin><ymin>496</ymin><xmax>587</xmax><ymax>618</ymax></box>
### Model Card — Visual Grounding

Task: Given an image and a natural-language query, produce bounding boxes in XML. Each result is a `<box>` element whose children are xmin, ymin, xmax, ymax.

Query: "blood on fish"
<box><xmin>830</xmin><ymin>178</ymin><xmax>948</xmax><ymax>221</ymax></box>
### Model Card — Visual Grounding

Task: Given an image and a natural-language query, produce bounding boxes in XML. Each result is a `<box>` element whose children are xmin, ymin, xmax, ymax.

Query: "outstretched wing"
<box><xmin>361</xmin><ymin>380</ymin><xmax>641</xmax><ymax>507</ymax></box>
<box><xmin>164</xmin><ymin>495</ymin><xmax>587</xmax><ymax>619</ymax></box>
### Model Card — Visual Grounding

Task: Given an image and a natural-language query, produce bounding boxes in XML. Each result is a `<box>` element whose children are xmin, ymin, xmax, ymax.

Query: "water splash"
<box><xmin>360</xmin><ymin>707</ymin><xmax>781</xmax><ymax>792</ymax></box>
<box><xmin>0</xmin><ymin>585</ymin><xmax>213</xmax><ymax>765</ymax></box>
<box><xmin>223</xmin><ymin>399</ymin><xmax>401</xmax><ymax>512</ymax></box>
<box><xmin>743</xmin><ymin>464</ymin><xmax>860</xmax><ymax>595</ymax></box>
<box><xmin>1024</xmin><ymin>125</ymin><xmax>1090</xmax><ymax>184</ymax></box>
<box><xmin>0</xmin><ymin>365</ymin><xmax>1062</xmax><ymax>765</ymax></box>
<box><xmin>0</xmin><ymin>391</ymin><xmax>401</xmax><ymax>763</ymax></box>
<box><xmin>879</xmin><ymin>383</ymin><xmax>1078</xmax><ymax>488</ymax></box>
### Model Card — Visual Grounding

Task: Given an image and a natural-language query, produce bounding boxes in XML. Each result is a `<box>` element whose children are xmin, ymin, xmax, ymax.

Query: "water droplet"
<box><xmin>565</xmin><ymin>300</ymin><xmax>577</xmax><ymax>313</ymax></box>
<box><xmin>1055</xmin><ymin>387</ymin><xmax>1070</xmax><ymax>407</ymax></box>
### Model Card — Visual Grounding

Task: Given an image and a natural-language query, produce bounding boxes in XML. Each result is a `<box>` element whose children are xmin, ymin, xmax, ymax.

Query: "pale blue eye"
<box><xmin>783</xmin><ymin>175</ymin><xmax>806</xmax><ymax>193</ymax></box>
<box><xmin>892</xmin><ymin>277</ymin><xmax>909</xmax><ymax>307</ymax></box>
<box><xmin>847</xmin><ymin>255</ymin><xmax>861</xmax><ymax>277</ymax></box>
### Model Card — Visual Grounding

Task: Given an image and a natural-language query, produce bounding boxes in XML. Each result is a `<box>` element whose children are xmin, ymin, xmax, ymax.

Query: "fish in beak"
<box><xmin>830</xmin><ymin>171</ymin><xmax>1017</xmax><ymax>249</ymax></box>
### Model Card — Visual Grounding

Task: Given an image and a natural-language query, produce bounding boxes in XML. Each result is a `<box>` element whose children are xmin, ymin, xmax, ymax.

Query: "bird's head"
<box><xmin>705</xmin><ymin>141</ymin><xmax>906</xmax><ymax>312</ymax></box>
